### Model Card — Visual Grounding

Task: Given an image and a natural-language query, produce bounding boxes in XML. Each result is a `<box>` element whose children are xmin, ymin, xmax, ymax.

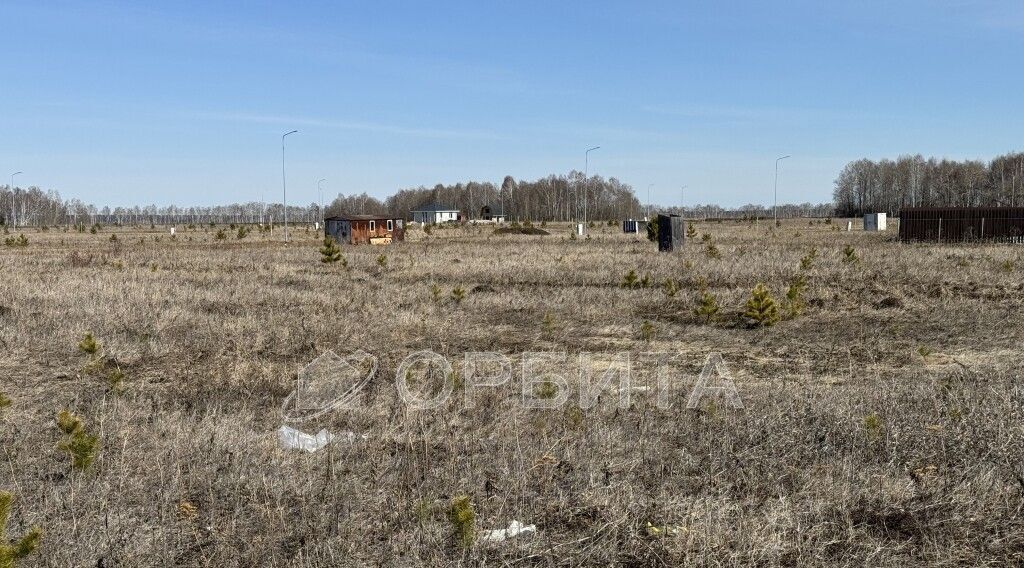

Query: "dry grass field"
<box><xmin>2</xmin><ymin>218</ymin><xmax>1024</xmax><ymax>566</ymax></box>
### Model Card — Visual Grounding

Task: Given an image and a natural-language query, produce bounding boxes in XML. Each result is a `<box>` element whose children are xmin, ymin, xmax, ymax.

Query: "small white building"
<box><xmin>864</xmin><ymin>213</ymin><xmax>887</xmax><ymax>231</ymax></box>
<box><xmin>411</xmin><ymin>202</ymin><xmax>461</xmax><ymax>224</ymax></box>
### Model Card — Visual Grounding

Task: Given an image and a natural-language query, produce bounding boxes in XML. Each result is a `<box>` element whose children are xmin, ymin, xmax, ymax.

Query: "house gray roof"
<box><xmin>481</xmin><ymin>203</ymin><xmax>505</xmax><ymax>215</ymax></box>
<box><xmin>411</xmin><ymin>201</ymin><xmax>459</xmax><ymax>212</ymax></box>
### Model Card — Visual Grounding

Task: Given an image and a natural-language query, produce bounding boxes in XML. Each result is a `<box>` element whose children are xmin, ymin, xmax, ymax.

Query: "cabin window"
<box><xmin>387</xmin><ymin>219</ymin><xmax>394</xmax><ymax>231</ymax></box>
<box><xmin>369</xmin><ymin>220</ymin><xmax>376</xmax><ymax>231</ymax></box>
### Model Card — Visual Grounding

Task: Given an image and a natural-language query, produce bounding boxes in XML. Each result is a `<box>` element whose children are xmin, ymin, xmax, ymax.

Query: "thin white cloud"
<box><xmin>186</xmin><ymin>110</ymin><xmax>504</xmax><ymax>141</ymax></box>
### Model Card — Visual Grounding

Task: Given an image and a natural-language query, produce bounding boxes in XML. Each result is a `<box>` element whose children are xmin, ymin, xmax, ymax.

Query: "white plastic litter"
<box><xmin>339</xmin><ymin>431</ymin><xmax>369</xmax><ymax>443</ymax></box>
<box><xmin>277</xmin><ymin>425</ymin><xmax>333</xmax><ymax>452</ymax></box>
<box><xmin>480</xmin><ymin>520</ymin><xmax>537</xmax><ymax>542</ymax></box>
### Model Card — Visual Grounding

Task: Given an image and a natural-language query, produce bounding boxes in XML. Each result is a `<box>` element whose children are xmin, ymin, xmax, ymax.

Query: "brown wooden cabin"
<box><xmin>325</xmin><ymin>215</ymin><xmax>405</xmax><ymax>245</ymax></box>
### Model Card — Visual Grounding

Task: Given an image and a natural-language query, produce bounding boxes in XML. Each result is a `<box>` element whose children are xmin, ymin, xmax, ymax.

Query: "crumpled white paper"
<box><xmin>480</xmin><ymin>520</ymin><xmax>537</xmax><ymax>542</ymax></box>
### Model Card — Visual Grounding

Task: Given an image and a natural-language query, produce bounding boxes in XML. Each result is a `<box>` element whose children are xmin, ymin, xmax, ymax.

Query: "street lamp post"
<box><xmin>647</xmin><ymin>183</ymin><xmax>654</xmax><ymax>220</ymax></box>
<box><xmin>281</xmin><ymin>130</ymin><xmax>298</xmax><ymax>242</ymax></box>
<box><xmin>584</xmin><ymin>146</ymin><xmax>600</xmax><ymax>226</ymax></box>
<box><xmin>774</xmin><ymin>155</ymin><xmax>790</xmax><ymax>225</ymax></box>
<box><xmin>317</xmin><ymin>178</ymin><xmax>326</xmax><ymax>226</ymax></box>
<box><xmin>10</xmin><ymin>171</ymin><xmax>22</xmax><ymax>229</ymax></box>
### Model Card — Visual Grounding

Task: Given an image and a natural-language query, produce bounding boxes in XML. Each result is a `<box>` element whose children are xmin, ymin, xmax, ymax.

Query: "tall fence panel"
<box><xmin>898</xmin><ymin>207</ymin><xmax>1024</xmax><ymax>243</ymax></box>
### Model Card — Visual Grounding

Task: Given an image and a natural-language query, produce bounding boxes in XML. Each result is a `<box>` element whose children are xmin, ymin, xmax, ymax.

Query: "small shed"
<box><xmin>480</xmin><ymin>204</ymin><xmax>506</xmax><ymax>223</ymax></box>
<box><xmin>411</xmin><ymin>202</ymin><xmax>461</xmax><ymax>224</ymax></box>
<box><xmin>657</xmin><ymin>214</ymin><xmax>685</xmax><ymax>252</ymax></box>
<box><xmin>325</xmin><ymin>215</ymin><xmax>405</xmax><ymax>245</ymax></box>
<box><xmin>864</xmin><ymin>213</ymin><xmax>887</xmax><ymax>231</ymax></box>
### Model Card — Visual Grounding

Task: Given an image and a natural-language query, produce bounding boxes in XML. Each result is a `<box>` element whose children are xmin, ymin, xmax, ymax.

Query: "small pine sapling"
<box><xmin>535</xmin><ymin>377</ymin><xmax>559</xmax><ymax>399</ymax></box>
<box><xmin>743</xmin><ymin>283</ymin><xmax>780</xmax><ymax>327</ymax></box>
<box><xmin>694</xmin><ymin>290</ymin><xmax>720</xmax><ymax>323</ymax></box>
<box><xmin>541</xmin><ymin>312</ymin><xmax>556</xmax><ymax>337</ymax></box>
<box><xmin>620</xmin><ymin>269</ymin><xmax>640</xmax><ymax>289</ymax></box>
<box><xmin>3</xmin><ymin>235</ymin><xmax>28</xmax><ymax>247</ymax></box>
<box><xmin>319</xmin><ymin>238</ymin><xmax>342</xmax><ymax>264</ymax></box>
<box><xmin>640</xmin><ymin>321</ymin><xmax>656</xmax><ymax>341</ymax></box>
<box><xmin>662</xmin><ymin>278</ymin><xmax>681</xmax><ymax>298</ymax></box>
<box><xmin>56</xmin><ymin>411</ymin><xmax>99</xmax><ymax>471</ymax></box>
<box><xmin>785</xmin><ymin>274</ymin><xmax>807</xmax><ymax>318</ymax></box>
<box><xmin>448</xmin><ymin>496</ymin><xmax>476</xmax><ymax>549</ymax></box>
<box><xmin>106</xmin><ymin>367</ymin><xmax>126</xmax><ymax>393</ymax></box>
<box><xmin>685</xmin><ymin>224</ymin><xmax>697</xmax><ymax>239</ymax></box>
<box><xmin>451</xmin><ymin>286</ymin><xmax>466</xmax><ymax>304</ymax></box>
<box><xmin>863</xmin><ymin>413</ymin><xmax>884</xmax><ymax>441</ymax></box>
<box><xmin>78</xmin><ymin>333</ymin><xmax>99</xmax><ymax>356</ymax></box>
<box><xmin>0</xmin><ymin>492</ymin><xmax>42</xmax><ymax>568</ymax></box>
<box><xmin>800</xmin><ymin>248</ymin><xmax>818</xmax><ymax>270</ymax></box>
<box><xmin>646</xmin><ymin>218</ymin><xmax>659</xmax><ymax>242</ymax></box>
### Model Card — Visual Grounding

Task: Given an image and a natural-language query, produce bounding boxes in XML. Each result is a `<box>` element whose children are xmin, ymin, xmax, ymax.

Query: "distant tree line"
<box><xmin>327</xmin><ymin>172</ymin><xmax>643</xmax><ymax>222</ymax></box>
<box><xmin>834</xmin><ymin>152</ymin><xmax>1024</xmax><ymax>216</ymax></box>
<box><xmin>0</xmin><ymin>186</ymin><xmax>321</xmax><ymax>227</ymax></box>
<box><xmin>3</xmin><ymin>170</ymin><xmax>838</xmax><ymax>229</ymax></box>
<box><xmin>659</xmin><ymin>202</ymin><xmax>835</xmax><ymax>220</ymax></box>
<box><xmin>325</xmin><ymin>172</ymin><xmax>833</xmax><ymax>222</ymax></box>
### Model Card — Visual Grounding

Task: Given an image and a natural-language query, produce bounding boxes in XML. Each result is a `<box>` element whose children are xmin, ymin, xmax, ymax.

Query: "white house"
<box><xmin>411</xmin><ymin>202</ymin><xmax>461</xmax><ymax>224</ymax></box>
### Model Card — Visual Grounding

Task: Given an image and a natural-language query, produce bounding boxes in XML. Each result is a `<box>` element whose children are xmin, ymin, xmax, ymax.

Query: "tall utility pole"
<box><xmin>774</xmin><ymin>155</ymin><xmax>790</xmax><ymax>224</ymax></box>
<box><xmin>10</xmin><ymin>171</ymin><xmax>22</xmax><ymax>229</ymax></box>
<box><xmin>647</xmin><ymin>183</ymin><xmax>654</xmax><ymax>220</ymax></box>
<box><xmin>680</xmin><ymin>185</ymin><xmax>687</xmax><ymax>216</ymax></box>
<box><xmin>281</xmin><ymin>130</ymin><xmax>298</xmax><ymax>242</ymax></box>
<box><xmin>583</xmin><ymin>146</ymin><xmax>600</xmax><ymax>226</ymax></box>
<box><xmin>317</xmin><ymin>178</ymin><xmax>326</xmax><ymax>225</ymax></box>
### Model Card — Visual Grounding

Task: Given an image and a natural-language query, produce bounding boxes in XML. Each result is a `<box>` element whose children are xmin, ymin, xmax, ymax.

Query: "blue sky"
<box><xmin>2</xmin><ymin>0</ymin><xmax>1023</xmax><ymax>208</ymax></box>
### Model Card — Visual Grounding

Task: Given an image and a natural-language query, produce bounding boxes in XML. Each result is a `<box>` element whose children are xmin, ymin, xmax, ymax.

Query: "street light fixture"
<box><xmin>647</xmin><ymin>183</ymin><xmax>654</xmax><ymax>220</ymax></box>
<box><xmin>10</xmin><ymin>171</ymin><xmax>22</xmax><ymax>229</ymax></box>
<box><xmin>774</xmin><ymin>155</ymin><xmax>790</xmax><ymax>225</ymax></box>
<box><xmin>317</xmin><ymin>178</ymin><xmax>326</xmax><ymax>225</ymax></box>
<box><xmin>281</xmin><ymin>130</ymin><xmax>298</xmax><ymax>242</ymax></box>
<box><xmin>584</xmin><ymin>146</ymin><xmax>600</xmax><ymax>225</ymax></box>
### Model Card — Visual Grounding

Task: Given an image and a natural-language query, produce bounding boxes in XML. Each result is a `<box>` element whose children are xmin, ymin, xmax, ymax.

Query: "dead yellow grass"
<box><xmin>1</xmin><ymin>219</ymin><xmax>1023</xmax><ymax>565</ymax></box>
